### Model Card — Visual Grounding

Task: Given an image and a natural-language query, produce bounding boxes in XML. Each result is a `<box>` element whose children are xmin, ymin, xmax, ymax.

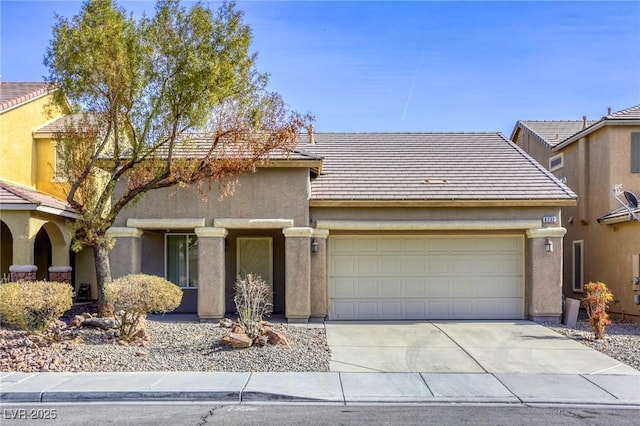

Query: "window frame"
<box><xmin>572</xmin><ymin>240</ymin><xmax>584</xmax><ymax>293</ymax></box>
<box><xmin>164</xmin><ymin>233</ymin><xmax>198</xmax><ymax>288</ymax></box>
<box><xmin>631</xmin><ymin>132</ymin><xmax>640</xmax><ymax>173</ymax></box>
<box><xmin>52</xmin><ymin>142</ymin><xmax>68</xmax><ymax>182</ymax></box>
<box><xmin>549</xmin><ymin>153</ymin><xmax>564</xmax><ymax>172</ymax></box>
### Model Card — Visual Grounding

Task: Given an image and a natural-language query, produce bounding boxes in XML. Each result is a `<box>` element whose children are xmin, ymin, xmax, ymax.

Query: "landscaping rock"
<box><xmin>70</xmin><ymin>315</ymin><xmax>85</xmax><ymax>327</ymax></box>
<box><xmin>267</xmin><ymin>330</ymin><xmax>289</xmax><ymax>347</ymax></box>
<box><xmin>219</xmin><ymin>318</ymin><xmax>233</xmax><ymax>328</ymax></box>
<box><xmin>83</xmin><ymin>317</ymin><xmax>118</xmax><ymax>330</ymax></box>
<box><xmin>222</xmin><ymin>332</ymin><xmax>252</xmax><ymax>349</ymax></box>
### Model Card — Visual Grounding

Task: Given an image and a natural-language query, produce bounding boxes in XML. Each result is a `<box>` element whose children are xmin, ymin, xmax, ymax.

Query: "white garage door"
<box><xmin>329</xmin><ymin>235</ymin><xmax>524</xmax><ymax>320</ymax></box>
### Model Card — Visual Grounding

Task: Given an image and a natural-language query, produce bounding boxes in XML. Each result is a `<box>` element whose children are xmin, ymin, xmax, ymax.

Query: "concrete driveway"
<box><xmin>325</xmin><ymin>320</ymin><xmax>640</xmax><ymax>374</ymax></box>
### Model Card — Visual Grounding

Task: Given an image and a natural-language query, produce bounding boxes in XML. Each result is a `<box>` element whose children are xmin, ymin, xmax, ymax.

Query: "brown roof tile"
<box><xmin>0</xmin><ymin>181</ymin><xmax>75</xmax><ymax>217</ymax></box>
<box><xmin>302</xmin><ymin>132</ymin><xmax>576</xmax><ymax>202</ymax></box>
<box><xmin>0</xmin><ymin>82</ymin><xmax>53</xmax><ymax>113</ymax></box>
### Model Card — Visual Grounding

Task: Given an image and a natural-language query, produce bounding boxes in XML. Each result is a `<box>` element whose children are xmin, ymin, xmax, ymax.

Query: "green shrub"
<box><xmin>0</xmin><ymin>280</ymin><xmax>73</xmax><ymax>332</ymax></box>
<box><xmin>105</xmin><ymin>274</ymin><xmax>183</xmax><ymax>341</ymax></box>
<box><xmin>233</xmin><ymin>273</ymin><xmax>273</xmax><ymax>340</ymax></box>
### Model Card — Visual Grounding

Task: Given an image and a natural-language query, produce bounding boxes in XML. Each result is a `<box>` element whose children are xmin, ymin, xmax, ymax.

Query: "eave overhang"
<box><xmin>309</xmin><ymin>198</ymin><xmax>577</xmax><ymax>208</ymax></box>
<box><xmin>553</xmin><ymin>119</ymin><xmax>640</xmax><ymax>152</ymax></box>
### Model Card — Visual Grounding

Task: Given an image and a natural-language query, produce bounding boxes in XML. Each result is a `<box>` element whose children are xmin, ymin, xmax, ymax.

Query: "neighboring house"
<box><xmin>511</xmin><ymin>105</ymin><xmax>640</xmax><ymax>320</ymax></box>
<box><xmin>95</xmin><ymin>131</ymin><xmax>573</xmax><ymax>322</ymax></box>
<box><xmin>0</xmin><ymin>82</ymin><xmax>96</xmax><ymax>296</ymax></box>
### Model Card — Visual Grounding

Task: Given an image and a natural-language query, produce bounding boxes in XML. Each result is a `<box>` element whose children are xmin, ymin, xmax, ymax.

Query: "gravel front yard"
<box><xmin>545</xmin><ymin>318</ymin><xmax>640</xmax><ymax>372</ymax></box>
<box><xmin>1</xmin><ymin>304</ymin><xmax>639</xmax><ymax>373</ymax></box>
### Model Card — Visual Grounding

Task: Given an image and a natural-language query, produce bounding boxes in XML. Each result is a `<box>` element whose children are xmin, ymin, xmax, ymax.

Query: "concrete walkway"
<box><xmin>1</xmin><ymin>321</ymin><xmax>639</xmax><ymax>406</ymax></box>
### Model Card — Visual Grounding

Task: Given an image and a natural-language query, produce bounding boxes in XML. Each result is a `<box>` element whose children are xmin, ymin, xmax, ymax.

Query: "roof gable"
<box><xmin>514</xmin><ymin>120</ymin><xmax>596</xmax><ymax>149</ymax></box>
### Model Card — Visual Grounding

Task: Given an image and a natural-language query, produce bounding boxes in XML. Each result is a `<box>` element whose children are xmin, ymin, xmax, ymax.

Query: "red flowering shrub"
<box><xmin>582</xmin><ymin>281</ymin><xmax>614</xmax><ymax>339</ymax></box>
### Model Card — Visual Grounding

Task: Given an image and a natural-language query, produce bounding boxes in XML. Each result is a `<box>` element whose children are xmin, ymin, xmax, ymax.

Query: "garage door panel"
<box><xmin>329</xmin><ymin>235</ymin><xmax>524</xmax><ymax>320</ymax></box>
<box><xmin>332</xmin><ymin>238</ymin><xmax>355</xmax><ymax>253</ymax></box>
<box><xmin>427</xmin><ymin>278</ymin><xmax>450</xmax><ymax>297</ymax></box>
<box><xmin>428</xmin><ymin>258</ymin><xmax>449</xmax><ymax>274</ymax></box>
<box><xmin>381</xmin><ymin>302</ymin><xmax>402</xmax><ymax>316</ymax></box>
<box><xmin>381</xmin><ymin>258</ymin><xmax>403</xmax><ymax>274</ymax></box>
<box><xmin>381</xmin><ymin>279</ymin><xmax>402</xmax><ymax>297</ymax></box>
<box><xmin>333</xmin><ymin>258</ymin><xmax>356</xmax><ymax>275</ymax></box>
<box><xmin>405</xmin><ymin>279</ymin><xmax>427</xmax><ymax>297</ymax></box>
<box><xmin>332</xmin><ymin>278</ymin><xmax>357</xmax><ymax>297</ymax></box>
<box><xmin>357</xmin><ymin>280</ymin><xmax>378</xmax><ymax>297</ymax></box>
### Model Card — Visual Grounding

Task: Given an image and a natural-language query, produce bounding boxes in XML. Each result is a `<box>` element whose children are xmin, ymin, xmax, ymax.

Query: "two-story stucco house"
<box><xmin>0</xmin><ymin>82</ymin><xmax>96</xmax><ymax>295</ymax></box>
<box><xmin>93</xmin><ymin>131</ymin><xmax>574</xmax><ymax>323</ymax></box>
<box><xmin>511</xmin><ymin>105</ymin><xmax>640</xmax><ymax>320</ymax></box>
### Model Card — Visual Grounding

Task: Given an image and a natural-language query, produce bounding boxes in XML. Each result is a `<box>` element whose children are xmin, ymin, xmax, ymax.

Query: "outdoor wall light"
<box><xmin>545</xmin><ymin>238</ymin><xmax>554</xmax><ymax>253</ymax></box>
<box><xmin>311</xmin><ymin>238</ymin><xmax>319</xmax><ymax>253</ymax></box>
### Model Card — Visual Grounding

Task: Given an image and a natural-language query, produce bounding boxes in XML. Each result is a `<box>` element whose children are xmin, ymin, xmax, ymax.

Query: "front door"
<box><xmin>236</xmin><ymin>236</ymin><xmax>273</xmax><ymax>307</ymax></box>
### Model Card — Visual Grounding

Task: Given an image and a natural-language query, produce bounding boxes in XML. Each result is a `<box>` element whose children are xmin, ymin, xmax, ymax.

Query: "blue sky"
<box><xmin>1</xmin><ymin>1</ymin><xmax>639</xmax><ymax>136</ymax></box>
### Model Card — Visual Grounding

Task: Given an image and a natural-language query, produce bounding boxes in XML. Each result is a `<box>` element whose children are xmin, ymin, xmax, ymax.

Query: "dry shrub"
<box><xmin>0</xmin><ymin>280</ymin><xmax>73</xmax><ymax>331</ymax></box>
<box><xmin>233</xmin><ymin>273</ymin><xmax>273</xmax><ymax>340</ymax></box>
<box><xmin>105</xmin><ymin>274</ymin><xmax>183</xmax><ymax>341</ymax></box>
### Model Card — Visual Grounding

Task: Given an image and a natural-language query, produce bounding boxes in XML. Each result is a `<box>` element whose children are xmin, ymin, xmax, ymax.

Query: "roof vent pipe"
<box><xmin>582</xmin><ymin>115</ymin><xmax>588</xmax><ymax>129</ymax></box>
<box><xmin>308</xmin><ymin>124</ymin><xmax>315</xmax><ymax>145</ymax></box>
<box><xmin>607</xmin><ymin>107</ymin><xmax>612</xmax><ymax>116</ymax></box>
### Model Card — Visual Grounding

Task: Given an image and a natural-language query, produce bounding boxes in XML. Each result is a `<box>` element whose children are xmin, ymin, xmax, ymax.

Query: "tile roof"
<box><xmin>0</xmin><ymin>82</ymin><xmax>53</xmax><ymax>113</ymax></box>
<box><xmin>35</xmin><ymin>117</ymin><xmax>321</xmax><ymax>162</ymax></box>
<box><xmin>159</xmin><ymin>135</ymin><xmax>322</xmax><ymax>161</ymax></box>
<box><xmin>0</xmin><ymin>181</ymin><xmax>75</xmax><ymax>217</ymax></box>
<box><xmin>604</xmin><ymin>104</ymin><xmax>640</xmax><ymax>120</ymax></box>
<box><xmin>515</xmin><ymin>120</ymin><xmax>597</xmax><ymax>148</ymax></box>
<box><xmin>302</xmin><ymin>132</ymin><xmax>576</xmax><ymax>203</ymax></box>
<box><xmin>513</xmin><ymin>105</ymin><xmax>640</xmax><ymax>151</ymax></box>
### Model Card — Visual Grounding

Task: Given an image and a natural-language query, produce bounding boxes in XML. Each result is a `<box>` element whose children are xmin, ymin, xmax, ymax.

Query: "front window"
<box><xmin>572</xmin><ymin>241</ymin><xmax>583</xmax><ymax>293</ymax></box>
<box><xmin>165</xmin><ymin>233</ymin><xmax>198</xmax><ymax>287</ymax></box>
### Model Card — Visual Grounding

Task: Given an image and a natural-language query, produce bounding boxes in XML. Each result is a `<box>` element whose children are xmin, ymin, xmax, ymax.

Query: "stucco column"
<box><xmin>106</xmin><ymin>227</ymin><xmax>143</xmax><ymax>279</ymax></box>
<box><xmin>9</xmin><ymin>265</ymin><xmax>37</xmax><ymax>282</ymax></box>
<box><xmin>310</xmin><ymin>229</ymin><xmax>329</xmax><ymax>319</ymax></box>
<box><xmin>526</xmin><ymin>227</ymin><xmax>567</xmax><ymax>324</ymax></box>
<box><xmin>283</xmin><ymin>227</ymin><xmax>312</xmax><ymax>322</ymax></box>
<box><xmin>49</xmin><ymin>266</ymin><xmax>72</xmax><ymax>283</ymax></box>
<box><xmin>195</xmin><ymin>227</ymin><xmax>227</xmax><ymax>321</ymax></box>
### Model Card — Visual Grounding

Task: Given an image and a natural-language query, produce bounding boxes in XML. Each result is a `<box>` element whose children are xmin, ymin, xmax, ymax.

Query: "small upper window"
<box><xmin>549</xmin><ymin>153</ymin><xmax>564</xmax><ymax>172</ymax></box>
<box><xmin>53</xmin><ymin>143</ymin><xmax>67</xmax><ymax>181</ymax></box>
<box><xmin>631</xmin><ymin>133</ymin><xmax>640</xmax><ymax>173</ymax></box>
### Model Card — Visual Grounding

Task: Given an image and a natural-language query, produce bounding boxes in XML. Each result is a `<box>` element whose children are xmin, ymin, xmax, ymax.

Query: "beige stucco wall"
<box><xmin>514</xmin><ymin>130</ymin><xmax>555</xmax><ymax>173</ymax></box>
<box><xmin>560</xmin><ymin>126</ymin><xmax>640</xmax><ymax>319</ymax></box>
<box><xmin>311</xmin><ymin>206</ymin><xmax>562</xmax><ymax>223</ymax></box>
<box><xmin>521</xmin><ymin>124</ymin><xmax>640</xmax><ymax>319</ymax></box>
<box><xmin>113</xmin><ymin>167</ymin><xmax>311</xmax><ymax>227</ymax></box>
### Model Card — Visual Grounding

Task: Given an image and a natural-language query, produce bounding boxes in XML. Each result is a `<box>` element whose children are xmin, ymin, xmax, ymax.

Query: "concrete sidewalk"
<box><xmin>1</xmin><ymin>371</ymin><xmax>639</xmax><ymax>406</ymax></box>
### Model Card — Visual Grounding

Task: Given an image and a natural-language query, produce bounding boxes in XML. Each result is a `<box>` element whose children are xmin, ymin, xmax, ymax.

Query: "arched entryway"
<box><xmin>0</xmin><ymin>220</ymin><xmax>13</xmax><ymax>281</ymax></box>
<box><xmin>34</xmin><ymin>227</ymin><xmax>52</xmax><ymax>281</ymax></box>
